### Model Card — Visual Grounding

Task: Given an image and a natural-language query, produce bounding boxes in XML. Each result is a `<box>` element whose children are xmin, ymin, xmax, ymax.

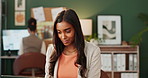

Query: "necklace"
<box><xmin>64</xmin><ymin>48</ymin><xmax>77</xmax><ymax>55</ymax></box>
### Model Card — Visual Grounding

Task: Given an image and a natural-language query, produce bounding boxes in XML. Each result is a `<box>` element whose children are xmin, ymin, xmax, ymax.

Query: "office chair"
<box><xmin>101</xmin><ymin>70</ymin><xmax>109</xmax><ymax>78</ymax></box>
<box><xmin>13</xmin><ymin>52</ymin><xmax>46</xmax><ymax>77</ymax></box>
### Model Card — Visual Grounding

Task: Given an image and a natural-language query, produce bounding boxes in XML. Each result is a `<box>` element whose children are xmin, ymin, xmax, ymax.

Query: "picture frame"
<box><xmin>15</xmin><ymin>11</ymin><xmax>25</xmax><ymax>26</ymax></box>
<box><xmin>97</xmin><ymin>15</ymin><xmax>121</xmax><ymax>45</ymax></box>
<box><xmin>15</xmin><ymin>0</ymin><xmax>25</xmax><ymax>10</ymax></box>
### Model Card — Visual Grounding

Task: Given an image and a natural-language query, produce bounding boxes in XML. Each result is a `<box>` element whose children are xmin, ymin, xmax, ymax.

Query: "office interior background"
<box><xmin>0</xmin><ymin>0</ymin><xmax>148</xmax><ymax>78</ymax></box>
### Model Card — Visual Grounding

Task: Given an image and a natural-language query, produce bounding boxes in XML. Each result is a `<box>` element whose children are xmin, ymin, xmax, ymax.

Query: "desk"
<box><xmin>1</xmin><ymin>56</ymin><xmax>17</xmax><ymax>75</ymax></box>
<box><xmin>1</xmin><ymin>56</ymin><xmax>18</xmax><ymax>59</ymax></box>
<box><xmin>1</xmin><ymin>75</ymin><xmax>44</xmax><ymax>78</ymax></box>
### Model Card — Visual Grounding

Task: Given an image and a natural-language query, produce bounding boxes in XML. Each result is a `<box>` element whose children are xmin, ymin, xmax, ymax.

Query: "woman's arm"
<box><xmin>45</xmin><ymin>44</ymin><xmax>54</xmax><ymax>78</ymax></box>
<box><xmin>88</xmin><ymin>47</ymin><xmax>101</xmax><ymax>78</ymax></box>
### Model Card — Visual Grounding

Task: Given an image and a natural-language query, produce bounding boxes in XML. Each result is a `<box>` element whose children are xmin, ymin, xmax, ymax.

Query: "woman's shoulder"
<box><xmin>46</xmin><ymin>44</ymin><xmax>54</xmax><ymax>56</ymax></box>
<box><xmin>84</xmin><ymin>41</ymin><xmax>101</xmax><ymax>54</ymax></box>
<box><xmin>47</xmin><ymin>44</ymin><xmax>54</xmax><ymax>49</ymax></box>
<box><xmin>85</xmin><ymin>41</ymin><xmax>99</xmax><ymax>49</ymax></box>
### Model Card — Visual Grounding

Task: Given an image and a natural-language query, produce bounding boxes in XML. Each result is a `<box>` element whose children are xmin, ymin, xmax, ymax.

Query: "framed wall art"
<box><xmin>15</xmin><ymin>0</ymin><xmax>25</xmax><ymax>10</ymax></box>
<box><xmin>97</xmin><ymin>15</ymin><xmax>121</xmax><ymax>45</ymax></box>
<box><xmin>15</xmin><ymin>11</ymin><xmax>25</xmax><ymax>26</ymax></box>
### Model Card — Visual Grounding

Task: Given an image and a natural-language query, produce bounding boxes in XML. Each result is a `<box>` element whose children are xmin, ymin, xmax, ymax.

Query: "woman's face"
<box><xmin>56</xmin><ymin>21</ymin><xmax>75</xmax><ymax>46</ymax></box>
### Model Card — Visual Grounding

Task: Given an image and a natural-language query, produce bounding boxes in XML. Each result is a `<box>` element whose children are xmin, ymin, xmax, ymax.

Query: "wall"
<box><xmin>2</xmin><ymin>0</ymin><xmax>148</xmax><ymax>78</ymax></box>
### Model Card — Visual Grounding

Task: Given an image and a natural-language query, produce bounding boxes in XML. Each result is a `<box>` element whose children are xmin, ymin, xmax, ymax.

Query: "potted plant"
<box><xmin>86</xmin><ymin>33</ymin><xmax>103</xmax><ymax>45</ymax></box>
<box><xmin>130</xmin><ymin>13</ymin><xmax>148</xmax><ymax>46</ymax></box>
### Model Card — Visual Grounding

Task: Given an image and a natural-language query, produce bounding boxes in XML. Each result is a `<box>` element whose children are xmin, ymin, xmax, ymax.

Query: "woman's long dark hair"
<box><xmin>49</xmin><ymin>9</ymin><xmax>86</xmax><ymax>77</ymax></box>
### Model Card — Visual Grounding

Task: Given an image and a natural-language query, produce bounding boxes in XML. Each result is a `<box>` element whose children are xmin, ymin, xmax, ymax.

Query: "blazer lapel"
<box><xmin>78</xmin><ymin>64</ymin><xmax>81</xmax><ymax>78</ymax></box>
<box><xmin>54</xmin><ymin>59</ymin><xmax>59</xmax><ymax>78</ymax></box>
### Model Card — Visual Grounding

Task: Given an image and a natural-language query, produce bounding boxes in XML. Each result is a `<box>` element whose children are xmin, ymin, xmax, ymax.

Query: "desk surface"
<box><xmin>1</xmin><ymin>75</ymin><xmax>44</xmax><ymax>78</ymax></box>
<box><xmin>0</xmin><ymin>56</ymin><xmax>18</xmax><ymax>59</ymax></box>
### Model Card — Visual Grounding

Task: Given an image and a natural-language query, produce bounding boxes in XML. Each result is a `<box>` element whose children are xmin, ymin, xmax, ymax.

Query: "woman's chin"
<box><xmin>63</xmin><ymin>43</ymin><xmax>69</xmax><ymax>46</ymax></box>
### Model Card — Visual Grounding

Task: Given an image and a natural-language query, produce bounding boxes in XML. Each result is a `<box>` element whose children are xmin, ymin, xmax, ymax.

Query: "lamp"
<box><xmin>80</xmin><ymin>19</ymin><xmax>92</xmax><ymax>36</ymax></box>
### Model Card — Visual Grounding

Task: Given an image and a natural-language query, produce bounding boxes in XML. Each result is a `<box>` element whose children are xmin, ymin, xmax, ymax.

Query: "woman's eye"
<box><xmin>57</xmin><ymin>31</ymin><xmax>61</xmax><ymax>34</ymax></box>
<box><xmin>66</xmin><ymin>30</ymin><xmax>71</xmax><ymax>33</ymax></box>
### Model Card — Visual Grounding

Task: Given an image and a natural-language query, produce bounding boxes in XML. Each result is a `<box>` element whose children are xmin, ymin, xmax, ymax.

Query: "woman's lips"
<box><xmin>63</xmin><ymin>40</ymin><xmax>69</xmax><ymax>44</ymax></box>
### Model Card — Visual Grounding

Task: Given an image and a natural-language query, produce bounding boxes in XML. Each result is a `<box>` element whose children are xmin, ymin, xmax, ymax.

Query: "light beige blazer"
<box><xmin>45</xmin><ymin>41</ymin><xmax>101</xmax><ymax>78</ymax></box>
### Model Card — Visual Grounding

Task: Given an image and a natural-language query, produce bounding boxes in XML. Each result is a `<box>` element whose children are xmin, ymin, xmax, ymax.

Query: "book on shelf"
<box><xmin>120</xmin><ymin>54</ymin><xmax>126</xmax><ymax>71</ymax></box>
<box><xmin>129</xmin><ymin>54</ymin><xmax>137</xmax><ymax>71</ymax></box>
<box><xmin>133</xmin><ymin>54</ymin><xmax>137</xmax><ymax>71</ymax></box>
<box><xmin>101</xmin><ymin>54</ymin><xmax>112</xmax><ymax>71</ymax></box>
<box><xmin>114</xmin><ymin>54</ymin><xmax>126</xmax><ymax>71</ymax></box>
<box><xmin>121</xmin><ymin>73</ymin><xmax>138</xmax><ymax>78</ymax></box>
<box><xmin>114</xmin><ymin>54</ymin><xmax>117</xmax><ymax>71</ymax></box>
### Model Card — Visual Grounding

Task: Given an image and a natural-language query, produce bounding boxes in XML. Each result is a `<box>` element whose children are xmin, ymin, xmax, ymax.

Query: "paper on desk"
<box><xmin>51</xmin><ymin>7</ymin><xmax>64</xmax><ymax>21</ymax></box>
<box><xmin>32</xmin><ymin>7</ymin><xmax>45</xmax><ymax>22</ymax></box>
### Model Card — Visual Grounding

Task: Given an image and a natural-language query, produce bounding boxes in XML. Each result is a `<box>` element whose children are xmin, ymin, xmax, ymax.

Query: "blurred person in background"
<box><xmin>18</xmin><ymin>17</ymin><xmax>46</xmax><ymax>55</ymax></box>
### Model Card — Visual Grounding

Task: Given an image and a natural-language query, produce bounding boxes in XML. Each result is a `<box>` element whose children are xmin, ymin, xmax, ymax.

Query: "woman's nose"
<box><xmin>61</xmin><ymin>33</ymin><xmax>66</xmax><ymax>39</ymax></box>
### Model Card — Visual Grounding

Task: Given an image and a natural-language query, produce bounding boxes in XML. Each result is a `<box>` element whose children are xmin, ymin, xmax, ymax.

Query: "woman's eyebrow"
<box><xmin>64</xmin><ymin>27</ymin><xmax>71</xmax><ymax>31</ymax></box>
<box><xmin>57</xmin><ymin>27</ymin><xmax>71</xmax><ymax>31</ymax></box>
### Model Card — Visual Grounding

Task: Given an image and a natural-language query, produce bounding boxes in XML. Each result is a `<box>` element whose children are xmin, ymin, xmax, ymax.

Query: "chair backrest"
<box><xmin>100</xmin><ymin>70</ymin><xmax>109</xmax><ymax>78</ymax></box>
<box><xmin>13</xmin><ymin>52</ymin><xmax>46</xmax><ymax>77</ymax></box>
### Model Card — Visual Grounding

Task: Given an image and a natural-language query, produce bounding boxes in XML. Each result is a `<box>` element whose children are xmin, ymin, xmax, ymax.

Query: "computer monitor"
<box><xmin>2</xmin><ymin>29</ymin><xmax>29</xmax><ymax>51</ymax></box>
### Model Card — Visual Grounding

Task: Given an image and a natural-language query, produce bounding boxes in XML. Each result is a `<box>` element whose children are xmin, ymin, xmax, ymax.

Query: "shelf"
<box><xmin>101</xmin><ymin>51</ymin><xmax>137</xmax><ymax>54</ymax></box>
<box><xmin>99</xmin><ymin>45</ymin><xmax>138</xmax><ymax>51</ymax></box>
<box><xmin>1</xmin><ymin>56</ymin><xmax>18</xmax><ymax>59</ymax></box>
<box><xmin>1</xmin><ymin>75</ymin><xmax>44</xmax><ymax>78</ymax></box>
<box><xmin>99</xmin><ymin>45</ymin><xmax>139</xmax><ymax>78</ymax></box>
<box><xmin>113</xmin><ymin>70</ymin><xmax>138</xmax><ymax>73</ymax></box>
<box><xmin>103</xmin><ymin>70</ymin><xmax>138</xmax><ymax>73</ymax></box>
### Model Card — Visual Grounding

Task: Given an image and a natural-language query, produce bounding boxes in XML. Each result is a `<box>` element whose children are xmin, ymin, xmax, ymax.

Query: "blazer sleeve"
<box><xmin>45</xmin><ymin>44</ymin><xmax>54</xmax><ymax>78</ymax></box>
<box><xmin>87</xmin><ymin>47</ymin><xmax>101</xmax><ymax>78</ymax></box>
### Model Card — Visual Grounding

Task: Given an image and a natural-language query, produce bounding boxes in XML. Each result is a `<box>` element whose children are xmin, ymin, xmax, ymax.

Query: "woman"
<box><xmin>45</xmin><ymin>9</ymin><xmax>101</xmax><ymax>78</ymax></box>
<box><xmin>18</xmin><ymin>18</ymin><xmax>46</xmax><ymax>55</ymax></box>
